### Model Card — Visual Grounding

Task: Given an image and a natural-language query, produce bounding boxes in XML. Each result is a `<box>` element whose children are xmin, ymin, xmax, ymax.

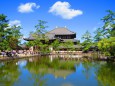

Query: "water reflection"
<box><xmin>96</xmin><ymin>62</ymin><xmax>115</xmax><ymax>86</ymax></box>
<box><xmin>0</xmin><ymin>57</ymin><xmax>115</xmax><ymax>86</ymax></box>
<box><xmin>16</xmin><ymin>60</ymin><xmax>27</xmax><ymax>67</ymax></box>
<box><xmin>0</xmin><ymin>60</ymin><xmax>21</xmax><ymax>86</ymax></box>
<box><xmin>49</xmin><ymin>55</ymin><xmax>82</xmax><ymax>60</ymax></box>
<box><xmin>26</xmin><ymin>57</ymin><xmax>76</xmax><ymax>78</ymax></box>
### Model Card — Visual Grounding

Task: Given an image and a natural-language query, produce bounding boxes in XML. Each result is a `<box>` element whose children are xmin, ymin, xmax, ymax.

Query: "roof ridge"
<box><xmin>48</xmin><ymin>26</ymin><xmax>75</xmax><ymax>34</ymax></box>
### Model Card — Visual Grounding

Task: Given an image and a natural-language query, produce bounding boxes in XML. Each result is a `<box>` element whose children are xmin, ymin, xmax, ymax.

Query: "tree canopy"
<box><xmin>0</xmin><ymin>14</ymin><xmax>22</xmax><ymax>51</ymax></box>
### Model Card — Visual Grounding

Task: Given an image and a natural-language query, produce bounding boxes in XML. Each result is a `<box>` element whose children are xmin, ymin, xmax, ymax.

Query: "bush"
<box><xmin>97</xmin><ymin>37</ymin><xmax>115</xmax><ymax>57</ymax></box>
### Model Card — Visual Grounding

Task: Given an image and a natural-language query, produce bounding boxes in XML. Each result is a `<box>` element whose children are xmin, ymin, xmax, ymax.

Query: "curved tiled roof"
<box><xmin>48</xmin><ymin>27</ymin><xmax>75</xmax><ymax>35</ymax></box>
<box><xmin>24</xmin><ymin>27</ymin><xmax>76</xmax><ymax>41</ymax></box>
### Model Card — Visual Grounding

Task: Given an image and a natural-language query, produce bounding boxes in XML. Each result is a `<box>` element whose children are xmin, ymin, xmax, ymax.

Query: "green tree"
<box><xmin>96</xmin><ymin>10</ymin><xmax>115</xmax><ymax>57</ymax></box>
<box><xmin>35</xmin><ymin>20</ymin><xmax>49</xmax><ymax>53</ymax></box>
<box><xmin>62</xmin><ymin>41</ymin><xmax>75</xmax><ymax>51</ymax></box>
<box><xmin>82</xmin><ymin>31</ymin><xmax>92</xmax><ymax>42</ymax></box>
<box><xmin>97</xmin><ymin>37</ymin><xmax>115</xmax><ymax>56</ymax></box>
<box><xmin>27</xmin><ymin>20</ymin><xmax>49</xmax><ymax>54</ymax></box>
<box><xmin>0</xmin><ymin>14</ymin><xmax>9</xmax><ymax>50</ymax></box>
<box><xmin>82</xmin><ymin>31</ymin><xmax>92</xmax><ymax>52</ymax></box>
<box><xmin>0</xmin><ymin>14</ymin><xmax>23</xmax><ymax>51</ymax></box>
<box><xmin>26</xmin><ymin>31</ymin><xmax>36</xmax><ymax>47</ymax></box>
<box><xmin>101</xmin><ymin>10</ymin><xmax>115</xmax><ymax>37</ymax></box>
<box><xmin>7</xmin><ymin>25</ymin><xmax>23</xmax><ymax>50</ymax></box>
<box><xmin>35</xmin><ymin>20</ymin><xmax>48</xmax><ymax>35</ymax></box>
<box><xmin>51</xmin><ymin>39</ymin><xmax>60</xmax><ymax>51</ymax></box>
<box><xmin>94</xmin><ymin>28</ymin><xmax>103</xmax><ymax>42</ymax></box>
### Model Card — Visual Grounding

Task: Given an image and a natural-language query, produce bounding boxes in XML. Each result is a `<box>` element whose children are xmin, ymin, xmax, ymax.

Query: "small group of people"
<box><xmin>0</xmin><ymin>49</ymin><xmax>40</xmax><ymax>58</ymax></box>
<box><xmin>0</xmin><ymin>50</ymin><xmax>18</xmax><ymax>58</ymax></box>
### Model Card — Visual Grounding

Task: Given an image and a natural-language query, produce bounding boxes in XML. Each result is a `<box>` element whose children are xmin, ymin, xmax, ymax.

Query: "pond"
<box><xmin>0</xmin><ymin>56</ymin><xmax>115</xmax><ymax>86</ymax></box>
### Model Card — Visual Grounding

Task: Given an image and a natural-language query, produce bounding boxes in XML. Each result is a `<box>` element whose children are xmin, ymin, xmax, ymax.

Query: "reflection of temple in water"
<box><xmin>49</xmin><ymin>54</ymin><xmax>82</xmax><ymax>61</ymax></box>
<box><xmin>39</xmin><ymin>68</ymin><xmax>74</xmax><ymax>79</ymax></box>
<box><xmin>27</xmin><ymin>57</ymin><xmax>75</xmax><ymax>79</ymax></box>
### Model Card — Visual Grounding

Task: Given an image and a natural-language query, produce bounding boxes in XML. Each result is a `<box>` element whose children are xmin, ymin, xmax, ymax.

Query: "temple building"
<box><xmin>24</xmin><ymin>27</ymin><xmax>80</xmax><ymax>51</ymax></box>
<box><xmin>24</xmin><ymin>27</ymin><xmax>78</xmax><ymax>43</ymax></box>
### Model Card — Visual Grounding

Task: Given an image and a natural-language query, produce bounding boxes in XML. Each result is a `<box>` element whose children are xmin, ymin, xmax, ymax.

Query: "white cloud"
<box><xmin>49</xmin><ymin>1</ymin><xmax>83</xmax><ymax>19</ymax></box>
<box><xmin>18</xmin><ymin>2</ymin><xmax>40</xmax><ymax>13</ymax></box>
<box><xmin>9</xmin><ymin>20</ymin><xmax>21</xmax><ymax>27</ymax></box>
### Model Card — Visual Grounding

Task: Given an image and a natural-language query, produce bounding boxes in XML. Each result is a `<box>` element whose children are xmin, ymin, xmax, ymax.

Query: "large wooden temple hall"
<box><xmin>24</xmin><ymin>26</ymin><xmax>79</xmax><ymax>44</ymax></box>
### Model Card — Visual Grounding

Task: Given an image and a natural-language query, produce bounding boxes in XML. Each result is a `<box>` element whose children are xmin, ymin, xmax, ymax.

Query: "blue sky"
<box><xmin>0</xmin><ymin>0</ymin><xmax>115</xmax><ymax>42</ymax></box>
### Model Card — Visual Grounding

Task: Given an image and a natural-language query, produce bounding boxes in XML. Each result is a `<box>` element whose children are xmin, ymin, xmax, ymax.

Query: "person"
<box><xmin>6</xmin><ymin>51</ymin><xmax>12</xmax><ymax>57</ymax></box>
<box><xmin>1</xmin><ymin>51</ymin><xmax>5</xmax><ymax>57</ymax></box>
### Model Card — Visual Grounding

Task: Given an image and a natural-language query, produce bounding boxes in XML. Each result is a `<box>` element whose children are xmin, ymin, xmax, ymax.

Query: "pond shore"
<box><xmin>0</xmin><ymin>51</ymin><xmax>114</xmax><ymax>62</ymax></box>
<box><xmin>0</xmin><ymin>51</ymin><xmax>86</xmax><ymax>60</ymax></box>
<box><xmin>0</xmin><ymin>53</ymin><xmax>40</xmax><ymax>61</ymax></box>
